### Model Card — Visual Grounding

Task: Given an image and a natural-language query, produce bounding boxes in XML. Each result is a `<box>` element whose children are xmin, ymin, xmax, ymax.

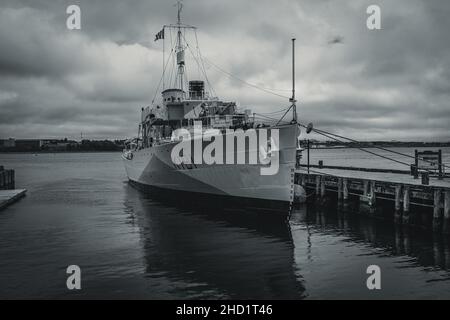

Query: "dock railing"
<box><xmin>413</xmin><ymin>149</ymin><xmax>444</xmax><ymax>180</ymax></box>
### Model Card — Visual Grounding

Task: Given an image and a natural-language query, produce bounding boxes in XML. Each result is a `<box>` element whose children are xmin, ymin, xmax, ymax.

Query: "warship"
<box><xmin>123</xmin><ymin>2</ymin><xmax>301</xmax><ymax>213</ymax></box>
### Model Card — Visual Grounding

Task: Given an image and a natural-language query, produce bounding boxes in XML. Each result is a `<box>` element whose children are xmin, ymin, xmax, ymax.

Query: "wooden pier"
<box><xmin>0</xmin><ymin>166</ymin><xmax>26</xmax><ymax>210</ymax></box>
<box><xmin>295</xmin><ymin>166</ymin><xmax>450</xmax><ymax>231</ymax></box>
<box><xmin>0</xmin><ymin>189</ymin><xmax>27</xmax><ymax>210</ymax></box>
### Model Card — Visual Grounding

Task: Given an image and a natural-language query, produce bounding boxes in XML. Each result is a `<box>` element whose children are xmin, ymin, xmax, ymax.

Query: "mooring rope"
<box><xmin>299</xmin><ymin>123</ymin><xmax>449</xmax><ymax>172</ymax></box>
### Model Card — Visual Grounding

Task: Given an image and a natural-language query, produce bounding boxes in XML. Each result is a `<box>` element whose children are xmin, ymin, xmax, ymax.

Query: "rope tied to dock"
<box><xmin>298</xmin><ymin>123</ymin><xmax>450</xmax><ymax>174</ymax></box>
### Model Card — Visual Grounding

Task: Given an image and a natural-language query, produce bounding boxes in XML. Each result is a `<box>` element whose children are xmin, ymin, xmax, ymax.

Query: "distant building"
<box><xmin>41</xmin><ymin>140</ymin><xmax>78</xmax><ymax>151</ymax></box>
<box><xmin>0</xmin><ymin>139</ymin><xmax>48</xmax><ymax>151</ymax></box>
<box><xmin>14</xmin><ymin>139</ymin><xmax>43</xmax><ymax>151</ymax></box>
<box><xmin>0</xmin><ymin>138</ymin><xmax>16</xmax><ymax>148</ymax></box>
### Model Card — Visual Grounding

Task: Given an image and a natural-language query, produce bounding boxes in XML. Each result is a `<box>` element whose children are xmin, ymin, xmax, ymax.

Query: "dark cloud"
<box><xmin>0</xmin><ymin>0</ymin><xmax>449</xmax><ymax>140</ymax></box>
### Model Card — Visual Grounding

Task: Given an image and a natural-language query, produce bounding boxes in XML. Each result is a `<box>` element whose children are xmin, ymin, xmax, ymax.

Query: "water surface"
<box><xmin>0</xmin><ymin>151</ymin><xmax>449</xmax><ymax>299</ymax></box>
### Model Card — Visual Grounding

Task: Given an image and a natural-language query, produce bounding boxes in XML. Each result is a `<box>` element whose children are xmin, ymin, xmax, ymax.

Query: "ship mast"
<box><xmin>157</xmin><ymin>1</ymin><xmax>197</xmax><ymax>96</ymax></box>
<box><xmin>175</xmin><ymin>0</ymin><xmax>185</xmax><ymax>92</ymax></box>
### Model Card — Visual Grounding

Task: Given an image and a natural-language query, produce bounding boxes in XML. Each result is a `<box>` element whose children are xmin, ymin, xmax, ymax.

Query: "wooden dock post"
<box><xmin>343</xmin><ymin>178</ymin><xmax>348</xmax><ymax>201</ymax></box>
<box><xmin>413</xmin><ymin>149</ymin><xmax>419</xmax><ymax>179</ymax></box>
<box><xmin>294</xmin><ymin>165</ymin><xmax>450</xmax><ymax>230</ymax></box>
<box><xmin>394</xmin><ymin>185</ymin><xmax>402</xmax><ymax>222</ymax></box>
<box><xmin>337</xmin><ymin>178</ymin><xmax>343</xmax><ymax>201</ymax></box>
<box><xmin>368</xmin><ymin>181</ymin><xmax>376</xmax><ymax>207</ymax></box>
<box><xmin>363</xmin><ymin>180</ymin><xmax>369</xmax><ymax>197</ymax></box>
<box><xmin>359</xmin><ymin>180</ymin><xmax>370</xmax><ymax>206</ymax></box>
<box><xmin>403</xmin><ymin>186</ymin><xmax>410</xmax><ymax>224</ymax></box>
<box><xmin>320</xmin><ymin>176</ymin><xmax>326</xmax><ymax>198</ymax></box>
<box><xmin>433</xmin><ymin>189</ymin><xmax>442</xmax><ymax>222</ymax></box>
<box><xmin>444</xmin><ymin>191</ymin><xmax>450</xmax><ymax>222</ymax></box>
<box><xmin>315</xmin><ymin>175</ymin><xmax>320</xmax><ymax>195</ymax></box>
<box><xmin>11</xmin><ymin>170</ymin><xmax>15</xmax><ymax>189</ymax></box>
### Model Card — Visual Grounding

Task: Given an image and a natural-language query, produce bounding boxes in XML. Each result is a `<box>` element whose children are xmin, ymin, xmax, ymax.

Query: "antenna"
<box><xmin>176</xmin><ymin>0</ymin><xmax>183</xmax><ymax>25</ymax></box>
<box><xmin>275</xmin><ymin>38</ymin><xmax>299</xmax><ymax>126</ymax></box>
<box><xmin>290</xmin><ymin>38</ymin><xmax>297</xmax><ymax>122</ymax></box>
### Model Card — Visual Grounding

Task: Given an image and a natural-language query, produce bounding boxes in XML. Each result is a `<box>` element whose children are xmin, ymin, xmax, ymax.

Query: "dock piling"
<box><xmin>343</xmin><ymin>178</ymin><xmax>348</xmax><ymax>201</ymax></box>
<box><xmin>368</xmin><ymin>181</ymin><xmax>376</xmax><ymax>207</ymax></box>
<box><xmin>337</xmin><ymin>178</ymin><xmax>343</xmax><ymax>201</ymax></box>
<box><xmin>363</xmin><ymin>180</ymin><xmax>369</xmax><ymax>197</ymax></box>
<box><xmin>394</xmin><ymin>185</ymin><xmax>402</xmax><ymax>222</ymax></box>
<box><xmin>395</xmin><ymin>185</ymin><xmax>402</xmax><ymax>211</ymax></box>
<box><xmin>433</xmin><ymin>189</ymin><xmax>442</xmax><ymax>221</ymax></box>
<box><xmin>11</xmin><ymin>170</ymin><xmax>15</xmax><ymax>189</ymax></box>
<box><xmin>315</xmin><ymin>175</ymin><xmax>320</xmax><ymax>195</ymax></box>
<box><xmin>444</xmin><ymin>191</ymin><xmax>450</xmax><ymax>221</ymax></box>
<box><xmin>320</xmin><ymin>176</ymin><xmax>326</xmax><ymax>198</ymax></box>
<box><xmin>297</xmin><ymin>165</ymin><xmax>450</xmax><ymax>232</ymax></box>
<box><xmin>403</xmin><ymin>186</ymin><xmax>410</xmax><ymax>224</ymax></box>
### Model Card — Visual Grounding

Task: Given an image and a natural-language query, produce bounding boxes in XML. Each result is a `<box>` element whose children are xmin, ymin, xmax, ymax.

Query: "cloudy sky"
<box><xmin>0</xmin><ymin>0</ymin><xmax>449</xmax><ymax>141</ymax></box>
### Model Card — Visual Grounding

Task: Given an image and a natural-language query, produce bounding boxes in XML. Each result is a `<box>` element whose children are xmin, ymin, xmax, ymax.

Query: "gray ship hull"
<box><xmin>123</xmin><ymin>124</ymin><xmax>299</xmax><ymax>211</ymax></box>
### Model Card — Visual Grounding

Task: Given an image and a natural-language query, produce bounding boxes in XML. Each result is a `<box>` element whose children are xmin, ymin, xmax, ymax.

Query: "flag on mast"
<box><xmin>154</xmin><ymin>28</ymin><xmax>164</xmax><ymax>41</ymax></box>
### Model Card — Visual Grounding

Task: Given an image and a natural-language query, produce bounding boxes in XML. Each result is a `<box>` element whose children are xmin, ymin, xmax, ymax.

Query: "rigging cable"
<box><xmin>193</xmin><ymin>30</ymin><xmax>217</xmax><ymax>98</ymax></box>
<box><xmin>151</xmin><ymin>45</ymin><xmax>176</xmax><ymax>105</ymax></box>
<box><xmin>199</xmin><ymin>56</ymin><xmax>291</xmax><ymax>100</ymax></box>
<box><xmin>183</xmin><ymin>33</ymin><xmax>217</xmax><ymax>96</ymax></box>
<box><xmin>276</xmin><ymin>105</ymin><xmax>295</xmax><ymax>126</ymax></box>
<box><xmin>253</xmin><ymin>113</ymin><xmax>292</xmax><ymax>125</ymax></box>
<box><xmin>307</xmin><ymin>126</ymin><xmax>412</xmax><ymax>167</ymax></box>
<box><xmin>257</xmin><ymin>107</ymin><xmax>290</xmax><ymax>115</ymax></box>
<box><xmin>187</xmin><ymin>31</ymin><xmax>290</xmax><ymax>97</ymax></box>
<box><xmin>300</xmin><ymin>124</ymin><xmax>450</xmax><ymax>170</ymax></box>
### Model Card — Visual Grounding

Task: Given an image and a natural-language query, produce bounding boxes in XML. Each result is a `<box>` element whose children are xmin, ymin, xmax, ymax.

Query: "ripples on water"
<box><xmin>0</xmin><ymin>152</ymin><xmax>449</xmax><ymax>299</ymax></box>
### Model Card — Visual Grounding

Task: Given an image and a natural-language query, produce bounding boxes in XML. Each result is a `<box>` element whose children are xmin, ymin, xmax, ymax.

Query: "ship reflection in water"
<box><xmin>123</xmin><ymin>185</ymin><xmax>305</xmax><ymax>299</ymax></box>
<box><xmin>125</xmin><ymin>184</ymin><xmax>450</xmax><ymax>299</ymax></box>
<box><xmin>289</xmin><ymin>204</ymin><xmax>450</xmax><ymax>299</ymax></box>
